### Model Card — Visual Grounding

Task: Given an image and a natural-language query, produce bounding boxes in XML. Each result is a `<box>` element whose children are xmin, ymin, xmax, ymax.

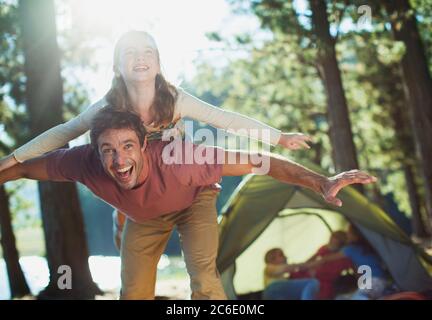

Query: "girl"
<box><xmin>0</xmin><ymin>31</ymin><xmax>312</xmax><ymax>299</ymax></box>
<box><xmin>0</xmin><ymin>31</ymin><xmax>311</xmax><ymax>170</ymax></box>
<box><xmin>0</xmin><ymin>31</ymin><xmax>312</xmax><ymax>246</ymax></box>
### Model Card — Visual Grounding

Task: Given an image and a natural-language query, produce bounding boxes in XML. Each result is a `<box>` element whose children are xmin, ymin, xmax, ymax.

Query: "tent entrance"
<box><xmin>232</xmin><ymin>208</ymin><xmax>348</xmax><ymax>295</ymax></box>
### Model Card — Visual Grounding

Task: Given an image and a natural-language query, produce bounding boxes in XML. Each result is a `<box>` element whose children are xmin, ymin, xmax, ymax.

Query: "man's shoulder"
<box><xmin>47</xmin><ymin>144</ymin><xmax>101</xmax><ymax>173</ymax></box>
<box><xmin>45</xmin><ymin>144</ymin><xmax>101</xmax><ymax>182</ymax></box>
<box><xmin>56</xmin><ymin>144</ymin><xmax>96</xmax><ymax>161</ymax></box>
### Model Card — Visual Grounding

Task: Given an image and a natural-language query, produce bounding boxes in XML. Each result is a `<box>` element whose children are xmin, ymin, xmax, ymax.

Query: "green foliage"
<box><xmin>0</xmin><ymin>1</ymin><xmax>29</xmax><ymax>152</ymax></box>
<box><xmin>189</xmin><ymin>0</ymin><xmax>432</xmax><ymax>218</ymax></box>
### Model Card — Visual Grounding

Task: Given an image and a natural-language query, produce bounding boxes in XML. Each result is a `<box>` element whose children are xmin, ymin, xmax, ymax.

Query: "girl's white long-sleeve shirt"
<box><xmin>14</xmin><ymin>87</ymin><xmax>281</xmax><ymax>162</ymax></box>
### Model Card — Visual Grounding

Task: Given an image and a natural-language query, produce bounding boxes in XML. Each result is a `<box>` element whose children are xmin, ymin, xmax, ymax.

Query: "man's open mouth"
<box><xmin>115</xmin><ymin>165</ymin><xmax>133</xmax><ymax>181</ymax></box>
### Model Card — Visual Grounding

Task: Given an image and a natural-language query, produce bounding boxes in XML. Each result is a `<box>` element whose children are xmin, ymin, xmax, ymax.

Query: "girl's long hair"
<box><xmin>105</xmin><ymin>31</ymin><xmax>178</xmax><ymax>127</ymax></box>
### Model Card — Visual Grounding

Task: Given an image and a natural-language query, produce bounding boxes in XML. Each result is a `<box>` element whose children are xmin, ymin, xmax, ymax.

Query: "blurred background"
<box><xmin>0</xmin><ymin>0</ymin><xmax>431</xmax><ymax>299</ymax></box>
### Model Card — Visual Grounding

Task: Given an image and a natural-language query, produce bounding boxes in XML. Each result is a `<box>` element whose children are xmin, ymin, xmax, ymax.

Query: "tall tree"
<box><xmin>308</xmin><ymin>0</ymin><xmax>360</xmax><ymax>174</ymax></box>
<box><xmin>392</xmin><ymin>101</ymin><xmax>429</xmax><ymax>237</ymax></box>
<box><xmin>355</xmin><ymin>38</ymin><xmax>430</xmax><ymax>236</ymax></box>
<box><xmin>384</xmin><ymin>0</ymin><xmax>432</xmax><ymax>232</ymax></box>
<box><xmin>0</xmin><ymin>185</ymin><xmax>31</xmax><ymax>298</ymax></box>
<box><xmin>18</xmin><ymin>0</ymin><xmax>100</xmax><ymax>299</ymax></box>
<box><xmin>0</xmin><ymin>0</ymin><xmax>31</xmax><ymax>299</ymax></box>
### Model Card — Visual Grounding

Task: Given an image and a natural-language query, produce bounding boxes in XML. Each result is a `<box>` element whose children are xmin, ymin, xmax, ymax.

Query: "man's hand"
<box><xmin>320</xmin><ymin>170</ymin><xmax>377</xmax><ymax>207</ymax></box>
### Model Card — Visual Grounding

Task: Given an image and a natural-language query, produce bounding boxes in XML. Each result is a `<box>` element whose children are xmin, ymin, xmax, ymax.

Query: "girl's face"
<box><xmin>116</xmin><ymin>33</ymin><xmax>160</xmax><ymax>84</ymax></box>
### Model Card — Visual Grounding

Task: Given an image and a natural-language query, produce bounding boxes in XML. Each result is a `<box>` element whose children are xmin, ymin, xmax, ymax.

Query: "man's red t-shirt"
<box><xmin>46</xmin><ymin>140</ymin><xmax>223</xmax><ymax>223</ymax></box>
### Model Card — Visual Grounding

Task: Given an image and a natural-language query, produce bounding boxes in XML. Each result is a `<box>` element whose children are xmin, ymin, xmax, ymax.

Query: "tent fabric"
<box><xmin>217</xmin><ymin>173</ymin><xmax>432</xmax><ymax>297</ymax></box>
<box><xmin>356</xmin><ymin>225</ymin><xmax>432</xmax><ymax>291</ymax></box>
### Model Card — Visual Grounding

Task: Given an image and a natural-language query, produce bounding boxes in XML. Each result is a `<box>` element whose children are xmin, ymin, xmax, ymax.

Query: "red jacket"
<box><xmin>291</xmin><ymin>245</ymin><xmax>354</xmax><ymax>299</ymax></box>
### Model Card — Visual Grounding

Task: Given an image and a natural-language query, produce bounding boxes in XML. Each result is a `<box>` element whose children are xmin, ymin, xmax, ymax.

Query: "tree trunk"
<box><xmin>0</xmin><ymin>185</ymin><xmax>31</xmax><ymax>298</ymax></box>
<box><xmin>309</xmin><ymin>0</ymin><xmax>361</xmax><ymax>180</ymax></box>
<box><xmin>403</xmin><ymin>165</ymin><xmax>429</xmax><ymax>237</ymax></box>
<box><xmin>312</xmin><ymin>141</ymin><xmax>323</xmax><ymax>167</ymax></box>
<box><xmin>389</xmin><ymin>83</ymin><xmax>431</xmax><ymax>237</ymax></box>
<box><xmin>18</xmin><ymin>0</ymin><xmax>101</xmax><ymax>299</ymax></box>
<box><xmin>384</xmin><ymin>0</ymin><xmax>432</xmax><ymax>230</ymax></box>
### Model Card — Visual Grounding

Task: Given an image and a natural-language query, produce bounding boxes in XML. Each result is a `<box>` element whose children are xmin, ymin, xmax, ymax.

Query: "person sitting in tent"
<box><xmin>299</xmin><ymin>224</ymin><xmax>389</xmax><ymax>300</ymax></box>
<box><xmin>262</xmin><ymin>248</ymin><xmax>320</xmax><ymax>300</ymax></box>
<box><xmin>289</xmin><ymin>231</ymin><xmax>354</xmax><ymax>299</ymax></box>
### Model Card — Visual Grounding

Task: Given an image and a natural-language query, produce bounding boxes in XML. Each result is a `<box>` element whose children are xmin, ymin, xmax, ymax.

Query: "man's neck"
<box><xmin>134</xmin><ymin>152</ymin><xmax>150</xmax><ymax>188</ymax></box>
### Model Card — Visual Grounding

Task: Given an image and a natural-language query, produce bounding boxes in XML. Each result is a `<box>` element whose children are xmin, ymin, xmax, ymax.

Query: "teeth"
<box><xmin>134</xmin><ymin>66</ymin><xmax>149</xmax><ymax>71</ymax></box>
<box><xmin>117</xmin><ymin>166</ymin><xmax>132</xmax><ymax>173</ymax></box>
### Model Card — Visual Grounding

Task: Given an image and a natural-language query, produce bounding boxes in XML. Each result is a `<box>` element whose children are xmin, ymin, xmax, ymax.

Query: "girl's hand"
<box><xmin>278</xmin><ymin>132</ymin><xmax>312</xmax><ymax>150</ymax></box>
<box><xmin>0</xmin><ymin>154</ymin><xmax>18</xmax><ymax>173</ymax></box>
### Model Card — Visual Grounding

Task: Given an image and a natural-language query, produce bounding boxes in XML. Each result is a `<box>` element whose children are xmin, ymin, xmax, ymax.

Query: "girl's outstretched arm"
<box><xmin>1</xmin><ymin>99</ymin><xmax>106</xmax><ymax>170</ymax></box>
<box><xmin>176</xmin><ymin>88</ymin><xmax>311</xmax><ymax>150</ymax></box>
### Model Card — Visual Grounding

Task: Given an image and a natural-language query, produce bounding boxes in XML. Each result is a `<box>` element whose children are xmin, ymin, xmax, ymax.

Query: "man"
<box><xmin>0</xmin><ymin>107</ymin><xmax>377</xmax><ymax>300</ymax></box>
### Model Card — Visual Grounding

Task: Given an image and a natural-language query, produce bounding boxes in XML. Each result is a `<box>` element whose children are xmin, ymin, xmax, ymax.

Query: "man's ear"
<box><xmin>141</xmin><ymin>136</ymin><xmax>148</xmax><ymax>152</ymax></box>
<box><xmin>95</xmin><ymin>144</ymin><xmax>102</xmax><ymax>159</ymax></box>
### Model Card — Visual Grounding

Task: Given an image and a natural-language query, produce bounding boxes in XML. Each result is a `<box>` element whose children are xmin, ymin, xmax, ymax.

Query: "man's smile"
<box><xmin>114</xmin><ymin>165</ymin><xmax>134</xmax><ymax>182</ymax></box>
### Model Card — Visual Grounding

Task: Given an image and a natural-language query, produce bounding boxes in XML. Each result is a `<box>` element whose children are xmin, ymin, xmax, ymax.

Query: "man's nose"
<box><xmin>113</xmin><ymin>151</ymin><xmax>127</xmax><ymax>166</ymax></box>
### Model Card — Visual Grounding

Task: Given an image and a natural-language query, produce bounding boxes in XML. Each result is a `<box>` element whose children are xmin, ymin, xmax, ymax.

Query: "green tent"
<box><xmin>216</xmin><ymin>173</ymin><xmax>432</xmax><ymax>299</ymax></box>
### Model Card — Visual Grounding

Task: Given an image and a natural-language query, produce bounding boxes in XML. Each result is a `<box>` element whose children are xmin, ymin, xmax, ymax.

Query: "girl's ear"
<box><xmin>113</xmin><ymin>65</ymin><xmax>121</xmax><ymax>78</ymax></box>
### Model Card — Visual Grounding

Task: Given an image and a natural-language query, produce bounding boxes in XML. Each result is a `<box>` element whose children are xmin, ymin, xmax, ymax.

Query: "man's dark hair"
<box><xmin>90</xmin><ymin>106</ymin><xmax>147</xmax><ymax>148</ymax></box>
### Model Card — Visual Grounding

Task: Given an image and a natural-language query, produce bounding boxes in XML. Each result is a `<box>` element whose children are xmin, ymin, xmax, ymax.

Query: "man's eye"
<box><xmin>103</xmin><ymin>149</ymin><xmax>113</xmax><ymax>154</ymax></box>
<box><xmin>125</xmin><ymin>144</ymin><xmax>133</xmax><ymax>149</ymax></box>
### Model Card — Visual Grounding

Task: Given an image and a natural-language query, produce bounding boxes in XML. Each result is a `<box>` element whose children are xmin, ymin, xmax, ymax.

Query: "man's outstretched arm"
<box><xmin>0</xmin><ymin>156</ymin><xmax>51</xmax><ymax>185</ymax></box>
<box><xmin>221</xmin><ymin>150</ymin><xmax>377</xmax><ymax>207</ymax></box>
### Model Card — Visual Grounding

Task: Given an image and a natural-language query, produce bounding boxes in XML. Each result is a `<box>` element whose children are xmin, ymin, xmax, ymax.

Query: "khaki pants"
<box><xmin>120</xmin><ymin>189</ymin><xmax>227</xmax><ymax>300</ymax></box>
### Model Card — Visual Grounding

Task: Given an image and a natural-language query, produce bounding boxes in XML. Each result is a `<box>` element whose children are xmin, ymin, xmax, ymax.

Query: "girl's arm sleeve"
<box><xmin>13</xmin><ymin>99</ymin><xmax>106</xmax><ymax>162</ymax></box>
<box><xmin>176</xmin><ymin>88</ymin><xmax>281</xmax><ymax>146</ymax></box>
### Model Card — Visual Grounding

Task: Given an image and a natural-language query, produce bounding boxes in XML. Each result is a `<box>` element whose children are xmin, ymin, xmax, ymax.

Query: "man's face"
<box><xmin>97</xmin><ymin>128</ymin><xmax>146</xmax><ymax>190</ymax></box>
